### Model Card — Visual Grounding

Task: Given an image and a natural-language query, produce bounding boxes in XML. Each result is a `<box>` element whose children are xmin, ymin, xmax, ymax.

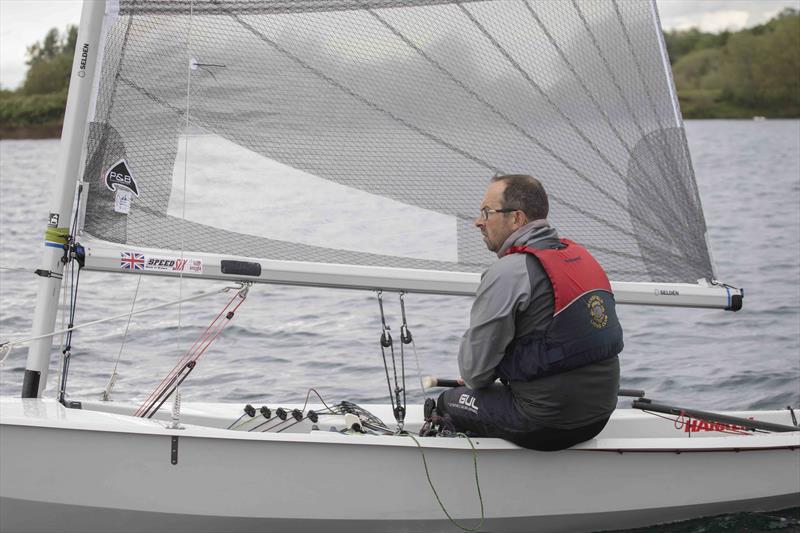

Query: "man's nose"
<box><xmin>475</xmin><ymin>216</ymin><xmax>484</xmax><ymax>228</ymax></box>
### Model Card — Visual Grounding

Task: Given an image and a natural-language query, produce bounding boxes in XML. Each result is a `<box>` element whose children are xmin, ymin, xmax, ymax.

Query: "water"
<box><xmin>1</xmin><ymin>120</ymin><xmax>799</xmax><ymax>531</ymax></box>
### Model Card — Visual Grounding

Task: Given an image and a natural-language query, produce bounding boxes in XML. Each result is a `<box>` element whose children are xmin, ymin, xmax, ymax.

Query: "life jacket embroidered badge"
<box><xmin>587</xmin><ymin>294</ymin><xmax>608</xmax><ymax>329</ymax></box>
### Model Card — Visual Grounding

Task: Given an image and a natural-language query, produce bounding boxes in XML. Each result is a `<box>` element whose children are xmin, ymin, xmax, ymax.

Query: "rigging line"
<box><xmin>54</xmin><ymin>262</ymin><xmax>69</xmax><ymax>393</ymax></box>
<box><xmin>226</xmin><ymin>12</ymin><xmax>502</xmax><ymax>174</ymax></box>
<box><xmin>523</xmin><ymin>1</ymin><xmax>690</xmax><ymax>239</ymax></box>
<box><xmin>455</xmin><ymin>3</ymin><xmax>687</xmax><ymax>249</ymax></box>
<box><xmin>102</xmin><ymin>275</ymin><xmax>143</xmax><ymax>401</ymax></box>
<box><xmin>375</xmin><ymin>291</ymin><xmax>398</xmax><ymax>417</ymax></box>
<box><xmin>253</xmin><ymin>407</ymin><xmax>299</xmax><ymax>433</ymax></box>
<box><xmin>58</xmin><ymin>179</ymin><xmax>85</xmax><ymax>400</ymax></box>
<box><xmin>134</xmin><ymin>286</ymin><xmax>247</xmax><ymax>417</ymax></box>
<box><xmin>146</xmin><ymin>361</ymin><xmax>197</xmax><ymax>419</ymax></box>
<box><xmin>641</xmin><ymin>410</ymin><xmax>762</xmax><ymax>436</ymax></box>
<box><xmin>610</xmin><ymin>0</ymin><xmax>700</xmax><ymax>212</ymax></box>
<box><xmin>298</xmin><ymin>387</ymin><xmax>337</xmax><ymax>415</ymax></box>
<box><xmin>399</xmin><ymin>291</ymin><xmax>426</xmax><ymax>394</ymax></box>
<box><xmin>571</xmin><ymin>0</ymin><xmax>691</xmax><ymax>228</ymax></box>
<box><xmin>406</xmin><ymin>432</ymin><xmax>485</xmax><ymax>532</ymax></box>
<box><xmin>398</xmin><ymin>292</ymin><xmax>411</xmax><ymax>403</ymax></box>
<box><xmin>57</xmin><ymin>251</ymin><xmax>82</xmax><ymax>403</ymax></box>
<box><xmin>137</xmin><ymin>298</ymin><xmax>246</xmax><ymax>419</ymax></box>
<box><xmin>365</xmin><ymin>7</ymin><xmax>681</xmax><ymax>248</ymax></box>
<box><xmin>177</xmin><ymin>0</ymin><xmax>197</xmax><ymax>364</ymax></box>
<box><xmin>236</xmin><ymin>390</ymin><xmax>338</xmax><ymax>432</ymax></box>
<box><xmin>411</xmin><ymin>340</ymin><xmax>426</xmax><ymax>394</ymax></box>
<box><xmin>0</xmin><ymin>285</ymin><xmax>239</xmax><ymax>354</ymax></box>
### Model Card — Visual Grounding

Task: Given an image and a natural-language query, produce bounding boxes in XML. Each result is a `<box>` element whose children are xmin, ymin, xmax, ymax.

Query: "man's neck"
<box><xmin>497</xmin><ymin>219</ymin><xmax>549</xmax><ymax>257</ymax></box>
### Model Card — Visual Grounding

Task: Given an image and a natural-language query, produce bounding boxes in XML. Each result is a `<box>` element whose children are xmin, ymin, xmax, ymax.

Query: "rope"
<box><xmin>399</xmin><ymin>292</ymin><xmax>425</xmax><ymax>394</ymax></box>
<box><xmin>176</xmin><ymin>0</ymin><xmax>196</xmax><ymax>359</ymax></box>
<box><xmin>56</xmin><ymin>248</ymin><xmax>82</xmax><ymax>403</ymax></box>
<box><xmin>102</xmin><ymin>275</ymin><xmax>143</xmax><ymax>401</ymax></box>
<box><xmin>55</xmin><ymin>183</ymin><xmax>87</xmax><ymax>403</ymax></box>
<box><xmin>134</xmin><ymin>283</ymin><xmax>250</xmax><ymax>418</ymax></box>
<box><xmin>376</xmin><ymin>291</ymin><xmax>397</xmax><ymax>414</ymax></box>
<box><xmin>53</xmin><ymin>269</ymin><xmax>70</xmax><ymax>392</ymax></box>
<box><xmin>0</xmin><ymin>284</ymin><xmax>241</xmax><ymax>364</ymax></box>
<box><xmin>406</xmin><ymin>432</ymin><xmax>485</xmax><ymax>532</ymax></box>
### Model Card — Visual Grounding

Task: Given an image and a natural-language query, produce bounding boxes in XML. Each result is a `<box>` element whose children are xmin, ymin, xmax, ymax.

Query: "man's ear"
<box><xmin>515</xmin><ymin>210</ymin><xmax>529</xmax><ymax>227</ymax></box>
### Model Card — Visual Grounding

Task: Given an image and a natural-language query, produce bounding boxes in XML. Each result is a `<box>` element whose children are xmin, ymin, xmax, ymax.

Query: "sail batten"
<box><xmin>80</xmin><ymin>0</ymin><xmax>718</xmax><ymax>293</ymax></box>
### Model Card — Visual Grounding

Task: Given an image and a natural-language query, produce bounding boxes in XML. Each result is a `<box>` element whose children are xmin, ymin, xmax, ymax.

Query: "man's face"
<box><xmin>475</xmin><ymin>180</ymin><xmax>518</xmax><ymax>253</ymax></box>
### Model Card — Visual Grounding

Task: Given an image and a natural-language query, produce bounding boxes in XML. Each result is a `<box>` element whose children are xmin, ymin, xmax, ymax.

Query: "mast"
<box><xmin>22</xmin><ymin>1</ymin><xmax>107</xmax><ymax>398</ymax></box>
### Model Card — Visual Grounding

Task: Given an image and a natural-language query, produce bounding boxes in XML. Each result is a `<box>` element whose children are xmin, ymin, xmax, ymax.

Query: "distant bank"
<box><xmin>1</xmin><ymin>9</ymin><xmax>798</xmax><ymax>139</ymax></box>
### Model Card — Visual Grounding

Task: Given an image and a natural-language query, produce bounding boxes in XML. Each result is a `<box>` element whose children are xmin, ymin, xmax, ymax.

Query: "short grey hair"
<box><xmin>491</xmin><ymin>174</ymin><xmax>549</xmax><ymax>220</ymax></box>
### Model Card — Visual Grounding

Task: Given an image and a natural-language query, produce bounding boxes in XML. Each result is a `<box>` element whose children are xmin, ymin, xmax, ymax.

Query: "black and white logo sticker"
<box><xmin>104</xmin><ymin>159</ymin><xmax>139</xmax><ymax>197</ymax></box>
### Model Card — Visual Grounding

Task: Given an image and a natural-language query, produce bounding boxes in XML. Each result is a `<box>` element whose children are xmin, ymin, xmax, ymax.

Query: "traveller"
<box><xmin>434</xmin><ymin>174</ymin><xmax>623</xmax><ymax>451</ymax></box>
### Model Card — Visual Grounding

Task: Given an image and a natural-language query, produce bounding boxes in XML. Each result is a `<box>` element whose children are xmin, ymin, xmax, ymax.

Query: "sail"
<box><xmin>79</xmin><ymin>0</ymin><xmax>715</xmax><ymax>289</ymax></box>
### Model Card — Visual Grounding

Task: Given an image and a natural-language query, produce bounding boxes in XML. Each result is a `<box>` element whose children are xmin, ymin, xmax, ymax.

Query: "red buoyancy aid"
<box><xmin>505</xmin><ymin>239</ymin><xmax>612</xmax><ymax>315</ymax></box>
<box><xmin>497</xmin><ymin>239</ymin><xmax>623</xmax><ymax>381</ymax></box>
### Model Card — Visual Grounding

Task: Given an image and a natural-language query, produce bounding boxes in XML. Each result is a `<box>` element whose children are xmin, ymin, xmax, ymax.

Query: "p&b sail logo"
<box><xmin>104</xmin><ymin>159</ymin><xmax>139</xmax><ymax>197</ymax></box>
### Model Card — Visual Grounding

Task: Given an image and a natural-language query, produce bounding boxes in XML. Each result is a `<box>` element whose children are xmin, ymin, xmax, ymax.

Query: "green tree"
<box><xmin>672</xmin><ymin>48</ymin><xmax>722</xmax><ymax>91</ymax></box>
<box><xmin>663</xmin><ymin>28</ymin><xmax>730</xmax><ymax>65</ymax></box>
<box><xmin>22</xmin><ymin>26</ymin><xmax>77</xmax><ymax>95</ymax></box>
<box><xmin>754</xmin><ymin>14</ymin><xmax>800</xmax><ymax>108</ymax></box>
<box><xmin>719</xmin><ymin>12</ymin><xmax>800</xmax><ymax>112</ymax></box>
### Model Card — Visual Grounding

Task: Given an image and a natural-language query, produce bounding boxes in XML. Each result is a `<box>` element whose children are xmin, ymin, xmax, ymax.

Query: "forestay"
<box><xmin>77</xmin><ymin>0</ymin><xmax>722</xmax><ymax>299</ymax></box>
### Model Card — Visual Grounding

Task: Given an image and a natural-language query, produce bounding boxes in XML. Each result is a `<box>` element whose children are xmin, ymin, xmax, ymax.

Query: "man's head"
<box><xmin>475</xmin><ymin>174</ymin><xmax>549</xmax><ymax>253</ymax></box>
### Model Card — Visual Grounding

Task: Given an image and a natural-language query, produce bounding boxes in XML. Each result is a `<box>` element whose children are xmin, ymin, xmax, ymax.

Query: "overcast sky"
<box><xmin>1</xmin><ymin>0</ymin><xmax>798</xmax><ymax>90</ymax></box>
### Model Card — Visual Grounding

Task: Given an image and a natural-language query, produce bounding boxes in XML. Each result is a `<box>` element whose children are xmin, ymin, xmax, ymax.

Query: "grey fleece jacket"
<box><xmin>458</xmin><ymin>220</ymin><xmax>620</xmax><ymax>429</ymax></box>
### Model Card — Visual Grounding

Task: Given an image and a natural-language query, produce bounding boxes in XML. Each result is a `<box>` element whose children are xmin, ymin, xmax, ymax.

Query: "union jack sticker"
<box><xmin>121</xmin><ymin>252</ymin><xmax>145</xmax><ymax>270</ymax></box>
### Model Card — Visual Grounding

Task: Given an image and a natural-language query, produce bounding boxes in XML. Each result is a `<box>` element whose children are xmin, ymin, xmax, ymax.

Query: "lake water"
<box><xmin>1</xmin><ymin>120</ymin><xmax>799</xmax><ymax>531</ymax></box>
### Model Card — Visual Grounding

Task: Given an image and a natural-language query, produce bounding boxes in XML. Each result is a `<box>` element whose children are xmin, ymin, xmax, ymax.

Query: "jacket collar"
<box><xmin>497</xmin><ymin>219</ymin><xmax>559</xmax><ymax>257</ymax></box>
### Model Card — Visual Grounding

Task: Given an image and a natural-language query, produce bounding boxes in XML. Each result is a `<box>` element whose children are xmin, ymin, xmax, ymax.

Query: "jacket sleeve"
<box><xmin>458</xmin><ymin>256</ymin><xmax>532</xmax><ymax>389</ymax></box>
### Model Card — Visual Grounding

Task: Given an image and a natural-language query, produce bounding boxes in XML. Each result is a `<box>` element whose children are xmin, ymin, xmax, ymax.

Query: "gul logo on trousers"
<box><xmin>458</xmin><ymin>394</ymin><xmax>479</xmax><ymax>412</ymax></box>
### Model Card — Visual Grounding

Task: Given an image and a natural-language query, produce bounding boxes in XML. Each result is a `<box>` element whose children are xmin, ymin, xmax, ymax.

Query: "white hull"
<box><xmin>1</xmin><ymin>398</ymin><xmax>798</xmax><ymax>533</ymax></box>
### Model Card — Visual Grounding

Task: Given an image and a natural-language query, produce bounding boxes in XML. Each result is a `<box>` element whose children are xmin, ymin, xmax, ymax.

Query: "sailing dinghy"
<box><xmin>1</xmin><ymin>1</ymin><xmax>798</xmax><ymax>532</ymax></box>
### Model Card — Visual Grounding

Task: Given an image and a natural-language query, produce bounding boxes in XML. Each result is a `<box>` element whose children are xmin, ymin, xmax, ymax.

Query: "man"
<box><xmin>435</xmin><ymin>174</ymin><xmax>623</xmax><ymax>451</ymax></box>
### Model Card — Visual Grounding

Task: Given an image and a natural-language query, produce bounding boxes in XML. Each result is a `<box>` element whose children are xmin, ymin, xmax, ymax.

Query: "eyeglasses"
<box><xmin>479</xmin><ymin>207</ymin><xmax>518</xmax><ymax>220</ymax></box>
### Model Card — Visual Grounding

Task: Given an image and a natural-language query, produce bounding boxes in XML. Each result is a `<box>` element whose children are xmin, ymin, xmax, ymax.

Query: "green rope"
<box><xmin>406</xmin><ymin>432</ymin><xmax>485</xmax><ymax>532</ymax></box>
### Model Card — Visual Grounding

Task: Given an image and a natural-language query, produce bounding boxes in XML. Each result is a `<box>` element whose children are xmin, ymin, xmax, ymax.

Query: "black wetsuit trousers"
<box><xmin>436</xmin><ymin>384</ymin><xmax>610</xmax><ymax>451</ymax></box>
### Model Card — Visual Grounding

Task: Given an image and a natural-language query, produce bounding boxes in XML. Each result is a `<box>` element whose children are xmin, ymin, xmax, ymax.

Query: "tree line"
<box><xmin>2</xmin><ymin>9</ymin><xmax>798</xmax><ymax>138</ymax></box>
<box><xmin>0</xmin><ymin>26</ymin><xmax>76</xmax><ymax>138</ymax></box>
<box><xmin>665</xmin><ymin>7</ymin><xmax>799</xmax><ymax>118</ymax></box>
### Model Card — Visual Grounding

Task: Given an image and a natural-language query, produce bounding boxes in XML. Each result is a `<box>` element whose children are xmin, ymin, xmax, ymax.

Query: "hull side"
<box><xmin>2</xmin><ymin>494</ymin><xmax>798</xmax><ymax>533</ymax></box>
<box><xmin>1</xmin><ymin>419</ymin><xmax>798</xmax><ymax>533</ymax></box>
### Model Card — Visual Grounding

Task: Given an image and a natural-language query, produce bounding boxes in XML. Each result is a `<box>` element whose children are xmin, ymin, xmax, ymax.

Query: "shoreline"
<box><xmin>0</xmin><ymin>122</ymin><xmax>63</xmax><ymax>140</ymax></box>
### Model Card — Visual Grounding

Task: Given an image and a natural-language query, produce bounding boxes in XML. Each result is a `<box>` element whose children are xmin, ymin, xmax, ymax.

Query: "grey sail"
<box><xmin>81</xmin><ymin>0</ymin><xmax>714</xmax><ymax>285</ymax></box>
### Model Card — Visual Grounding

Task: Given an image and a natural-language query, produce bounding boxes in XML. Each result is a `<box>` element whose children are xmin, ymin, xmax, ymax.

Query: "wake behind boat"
<box><xmin>0</xmin><ymin>1</ymin><xmax>798</xmax><ymax>532</ymax></box>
